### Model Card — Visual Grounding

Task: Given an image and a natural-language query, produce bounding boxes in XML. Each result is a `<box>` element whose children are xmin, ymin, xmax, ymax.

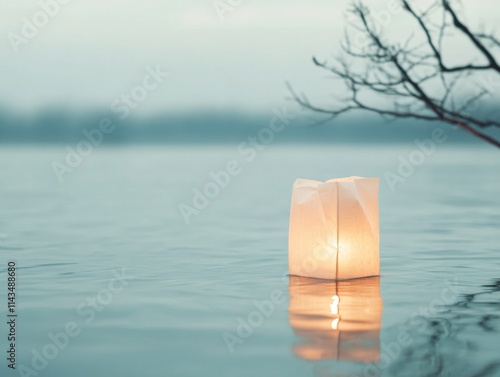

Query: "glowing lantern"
<box><xmin>288</xmin><ymin>276</ymin><xmax>382</xmax><ymax>361</ymax></box>
<box><xmin>288</xmin><ymin>177</ymin><xmax>379</xmax><ymax>280</ymax></box>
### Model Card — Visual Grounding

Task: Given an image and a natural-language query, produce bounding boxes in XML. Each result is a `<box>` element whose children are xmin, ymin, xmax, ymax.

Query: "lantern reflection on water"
<box><xmin>288</xmin><ymin>276</ymin><xmax>382</xmax><ymax>362</ymax></box>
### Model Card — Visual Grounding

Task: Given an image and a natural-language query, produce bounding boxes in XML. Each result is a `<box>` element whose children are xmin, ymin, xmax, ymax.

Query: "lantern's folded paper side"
<box><xmin>288</xmin><ymin>176</ymin><xmax>379</xmax><ymax>280</ymax></box>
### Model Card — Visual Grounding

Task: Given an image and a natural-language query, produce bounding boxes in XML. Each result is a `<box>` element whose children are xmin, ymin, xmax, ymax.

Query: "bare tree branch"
<box><xmin>290</xmin><ymin>0</ymin><xmax>500</xmax><ymax>148</ymax></box>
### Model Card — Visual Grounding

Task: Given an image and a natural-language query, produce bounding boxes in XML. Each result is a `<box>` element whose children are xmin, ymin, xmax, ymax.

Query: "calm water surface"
<box><xmin>0</xmin><ymin>144</ymin><xmax>499</xmax><ymax>377</ymax></box>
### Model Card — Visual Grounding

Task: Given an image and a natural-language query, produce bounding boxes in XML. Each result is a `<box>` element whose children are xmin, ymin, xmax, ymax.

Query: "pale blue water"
<box><xmin>0</xmin><ymin>144</ymin><xmax>499</xmax><ymax>377</ymax></box>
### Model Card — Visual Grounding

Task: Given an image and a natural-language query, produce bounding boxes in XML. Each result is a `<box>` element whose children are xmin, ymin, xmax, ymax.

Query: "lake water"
<box><xmin>0</xmin><ymin>144</ymin><xmax>499</xmax><ymax>377</ymax></box>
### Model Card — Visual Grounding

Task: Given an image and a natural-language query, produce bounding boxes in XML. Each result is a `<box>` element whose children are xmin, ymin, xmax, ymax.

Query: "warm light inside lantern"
<box><xmin>288</xmin><ymin>176</ymin><xmax>379</xmax><ymax>280</ymax></box>
<box><xmin>288</xmin><ymin>275</ymin><xmax>382</xmax><ymax>361</ymax></box>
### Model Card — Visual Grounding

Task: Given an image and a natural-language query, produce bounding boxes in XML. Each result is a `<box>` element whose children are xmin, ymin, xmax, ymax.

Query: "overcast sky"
<box><xmin>0</xmin><ymin>0</ymin><xmax>497</xmax><ymax>114</ymax></box>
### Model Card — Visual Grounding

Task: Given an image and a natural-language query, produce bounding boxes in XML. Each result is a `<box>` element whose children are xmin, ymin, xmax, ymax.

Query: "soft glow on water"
<box><xmin>0</xmin><ymin>144</ymin><xmax>498</xmax><ymax>376</ymax></box>
<box><xmin>330</xmin><ymin>295</ymin><xmax>339</xmax><ymax>315</ymax></box>
<box><xmin>289</xmin><ymin>276</ymin><xmax>382</xmax><ymax>362</ymax></box>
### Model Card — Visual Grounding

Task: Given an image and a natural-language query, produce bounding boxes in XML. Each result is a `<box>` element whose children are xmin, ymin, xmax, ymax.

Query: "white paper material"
<box><xmin>288</xmin><ymin>176</ymin><xmax>379</xmax><ymax>280</ymax></box>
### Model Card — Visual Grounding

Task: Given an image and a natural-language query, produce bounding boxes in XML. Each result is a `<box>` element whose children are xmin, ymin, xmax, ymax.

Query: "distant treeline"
<box><xmin>0</xmin><ymin>107</ymin><xmax>495</xmax><ymax>144</ymax></box>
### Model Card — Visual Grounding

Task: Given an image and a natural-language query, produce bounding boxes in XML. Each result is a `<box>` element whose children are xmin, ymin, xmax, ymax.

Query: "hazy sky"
<box><xmin>0</xmin><ymin>0</ymin><xmax>497</xmax><ymax>114</ymax></box>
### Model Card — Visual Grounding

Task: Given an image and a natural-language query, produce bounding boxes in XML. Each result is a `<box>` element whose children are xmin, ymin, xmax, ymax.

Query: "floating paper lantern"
<box><xmin>289</xmin><ymin>176</ymin><xmax>379</xmax><ymax>280</ymax></box>
<box><xmin>288</xmin><ymin>276</ymin><xmax>382</xmax><ymax>361</ymax></box>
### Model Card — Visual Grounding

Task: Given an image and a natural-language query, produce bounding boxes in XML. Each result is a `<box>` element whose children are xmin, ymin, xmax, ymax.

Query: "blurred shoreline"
<box><xmin>0</xmin><ymin>109</ymin><xmax>498</xmax><ymax>144</ymax></box>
